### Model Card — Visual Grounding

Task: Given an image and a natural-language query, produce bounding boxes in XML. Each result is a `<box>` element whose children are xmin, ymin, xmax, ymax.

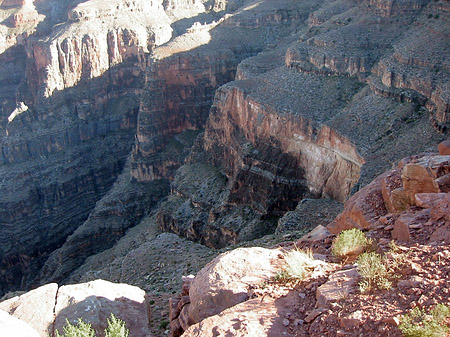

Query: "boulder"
<box><xmin>402</xmin><ymin>155</ymin><xmax>450</xmax><ymax>204</ymax></box>
<box><xmin>54</xmin><ymin>280</ymin><xmax>150</xmax><ymax>337</ymax></box>
<box><xmin>381</xmin><ymin>168</ymin><xmax>409</xmax><ymax>213</ymax></box>
<box><xmin>188</xmin><ymin>247</ymin><xmax>283</xmax><ymax>324</ymax></box>
<box><xmin>0</xmin><ymin>310</ymin><xmax>40</xmax><ymax>337</ymax></box>
<box><xmin>0</xmin><ymin>283</ymin><xmax>57</xmax><ymax>336</ymax></box>
<box><xmin>183</xmin><ymin>291</ymin><xmax>299</xmax><ymax>337</ymax></box>
<box><xmin>392</xmin><ymin>210</ymin><xmax>429</xmax><ymax>242</ymax></box>
<box><xmin>438</xmin><ymin>140</ymin><xmax>450</xmax><ymax>156</ymax></box>
<box><xmin>298</xmin><ymin>225</ymin><xmax>331</xmax><ymax>243</ymax></box>
<box><xmin>327</xmin><ymin>172</ymin><xmax>388</xmax><ymax>234</ymax></box>
<box><xmin>415</xmin><ymin>193</ymin><xmax>447</xmax><ymax>209</ymax></box>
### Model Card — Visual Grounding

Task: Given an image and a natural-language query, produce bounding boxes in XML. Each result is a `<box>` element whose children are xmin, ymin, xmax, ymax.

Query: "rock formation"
<box><xmin>0</xmin><ymin>0</ymin><xmax>448</xmax><ymax>299</ymax></box>
<box><xmin>0</xmin><ymin>279</ymin><xmax>150</xmax><ymax>337</ymax></box>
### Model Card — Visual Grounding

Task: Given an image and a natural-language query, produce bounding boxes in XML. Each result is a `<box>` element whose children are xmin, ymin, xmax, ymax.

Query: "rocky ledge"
<box><xmin>168</xmin><ymin>141</ymin><xmax>450</xmax><ymax>336</ymax></box>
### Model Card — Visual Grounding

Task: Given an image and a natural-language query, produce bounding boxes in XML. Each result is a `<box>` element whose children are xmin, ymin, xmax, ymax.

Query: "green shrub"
<box><xmin>357</xmin><ymin>251</ymin><xmax>392</xmax><ymax>293</ymax></box>
<box><xmin>399</xmin><ymin>304</ymin><xmax>450</xmax><ymax>337</ymax></box>
<box><xmin>55</xmin><ymin>319</ymin><xmax>95</xmax><ymax>337</ymax></box>
<box><xmin>105</xmin><ymin>314</ymin><xmax>129</xmax><ymax>337</ymax></box>
<box><xmin>54</xmin><ymin>314</ymin><xmax>129</xmax><ymax>337</ymax></box>
<box><xmin>331</xmin><ymin>228</ymin><xmax>373</xmax><ymax>260</ymax></box>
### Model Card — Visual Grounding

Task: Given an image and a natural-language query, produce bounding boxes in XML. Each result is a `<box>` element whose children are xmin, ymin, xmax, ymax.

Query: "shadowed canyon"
<box><xmin>0</xmin><ymin>0</ymin><xmax>449</xmax><ymax>335</ymax></box>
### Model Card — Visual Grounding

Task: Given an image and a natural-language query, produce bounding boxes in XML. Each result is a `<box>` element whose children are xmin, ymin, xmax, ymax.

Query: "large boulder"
<box><xmin>187</xmin><ymin>247</ymin><xmax>283</xmax><ymax>324</ymax></box>
<box><xmin>0</xmin><ymin>309</ymin><xmax>40</xmax><ymax>337</ymax></box>
<box><xmin>327</xmin><ymin>172</ymin><xmax>388</xmax><ymax>234</ymax></box>
<box><xmin>0</xmin><ymin>280</ymin><xmax>151</xmax><ymax>337</ymax></box>
<box><xmin>54</xmin><ymin>280</ymin><xmax>150</xmax><ymax>337</ymax></box>
<box><xmin>183</xmin><ymin>291</ymin><xmax>299</xmax><ymax>337</ymax></box>
<box><xmin>0</xmin><ymin>283</ymin><xmax>57</xmax><ymax>336</ymax></box>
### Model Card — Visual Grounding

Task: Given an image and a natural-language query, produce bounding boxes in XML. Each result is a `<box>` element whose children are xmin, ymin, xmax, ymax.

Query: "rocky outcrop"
<box><xmin>0</xmin><ymin>280</ymin><xmax>150</xmax><ymax>337</ymax></box>
<box><xmin>169</xmin><ymin>247</ymin><xmax>285</xmax><ymax>336</ymax></box>
<box><xmin>329</xmin><ymin>142</ymin><xmax>450</xmax><ymax>244</ymax></box>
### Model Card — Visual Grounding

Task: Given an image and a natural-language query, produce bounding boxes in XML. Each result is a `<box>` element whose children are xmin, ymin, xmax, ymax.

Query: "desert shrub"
<box><xmin>357</xmin><ymin>251</ymin><xmax>392</xmax><ymax>292</ymax></box>
<box><xmin>55</xmin><ymin>314</ymin><xmax>129</xmax><ymax>337</ymax></box>
<box><xmin>272</xmin><ymin>248</ymin><xmax>322</xmax><ymax>284</ymax></box>
<box><xmin>284</xmin><ymin>248</ymin><xmax>319</xmax><ymax>280</ymax></box>
<box><xmin>55</xmin><ymin>319</ymin><xmax>95</xmax><ymax>337</ymax></box>
<box><xmin>399</xmin><ymin>304</ymin><xmax>450</xmax><ymax>337</ymax></box>
<box><xmin>331</xmin><ymin>228</ymin><xmax>373</xmax><ymax>260</ymax></box>
<box><xmin>105</xmin><ymin>314</ymin><xmax>129</xmax><ymax>337</ymax></box>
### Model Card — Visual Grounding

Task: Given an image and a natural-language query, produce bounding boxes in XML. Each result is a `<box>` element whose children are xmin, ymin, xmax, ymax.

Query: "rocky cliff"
<box><xmin>0</xmin><ymin>0</ymin><xmax>448</xmax><ymax>298</ymax></box>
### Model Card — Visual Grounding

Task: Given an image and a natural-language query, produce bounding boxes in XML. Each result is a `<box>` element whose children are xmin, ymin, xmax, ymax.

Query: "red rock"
<box><xmin>438</xmin><ymin>140</ymin><xmax>450</xmax><ymax>155</ymax></box>
<box><xmin>340</xmin><ymin>310</ymin><xmax>364</xmax><ymax>328</ymax></box>
<box><xmin>298</xmin><ymin>225</ymin><xmax>331</xmax><ymax>242</ymax></box>
<box><xmin>0</xmin><ymin>310</ymin><xmax>40</xmax><ymax>337</ymax></box>
<box><xmin>415</xmin><ymin>193</ymin><xmax>447</xmax><ymax>208</ymax></box>
<box><xmin>429</xmin><ymin>225</ymin><xmax>450</xmax><ymax>244</ymax></box>
<box><xmin>169</xmin><ymin>296</ymin><xmax>181</xmax><ymax>321</ymax></box>
<box><xmin>188</xmin><ymin>247</ymin><xmax>282</xmax><ymax>325</ymax></box>
<box><xmin>170</xmin><ymin>318</ymin><xmax>183</xmax><ymax>337</ymax></box>
<box><xmin>392</xmin><ymin>214</ymin><xmax>412</xmax><ymax>241</ymax></box>
<box><xmin>402</xmin><ymin>155</ymin><xmax>450</xmax><ymax>204</ymax></box>
<box><xmin>178</xmin><ymin>304</ymin><xmax>193</xmax><ymax>331</ymax></box>
<box><xmin>328</xmin><ymin>172</ymin><xmax>388</xmax><ymax>234</ymax></box>
<box><xmin>381</xmin><ymin>169</ymin><xmax>408</xmax><ymax>213</ymax></box>
<box><xmin>183</xmin><ymin>292</ymin><xmax>299</xmax><ymax>337</ymax></box>
<box><xmin>316</xmin><ymin>268</ymin><xmax>359</xmax><ymax>308</ymax></box>
<box><xmin>429</xmin><ymin>192</ymin><xmax>450</xmax><ymax>222</ymax></box>
<box><xmin>304</xmin><ymin>308</ymin><xmax>326</xmax><ymax>323</ymax></box>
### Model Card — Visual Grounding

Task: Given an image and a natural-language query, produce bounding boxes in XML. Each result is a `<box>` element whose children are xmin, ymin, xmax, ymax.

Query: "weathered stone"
<box><xmin>381</xmin><ymin>169</ymin><xmax>407</xmax><ymax>213</ymax></box>
<box><xmin>402</xmin><ymin>155</ymin><xmax>450</xmax><ymax>204</ymax></box>
<box><xmin>316</xmin><ymin>268</ymin><xmax>359</xmax><ymax>308</ymax></box>
<box><xmin>0</xmin><ymin>309</ymin><xmax>40</xmax><ymax>337</ymax></box>
<box><xmin>415</xmin><ymin>193</ymin><xmax>447</xmax><ymax>209</ymax></box>
<box><xmin>340</xmin><ymin>310</ymin><xmax>364</xmax><ymax>329</ymax></box>
<box><xmin>181</xmin><ymin>275</ymin><xmax>195</xmax><ymax>296</ymax></box>
<box><xmin>169</xmin><ymin>296</ymin><xmax>181</xmax><ymax>321</ymax></box>
<box><xmin>183</xmin><ymin>291</ymin><xmax>299</xmax><ymax>337</ymax></box>
<box><xmin>438</xmin><ymin>140</ymin><xmax>450</xmax><ymax>156</ymax></box>
<box><xmin>298</xmin><ymin>225</ymin><xmax>331</xmax><ymax>243</ymax></box>
<box><xmin>188</xmin><ymin>247</ymin><xmax>282</xmax><ymax>324</ymax></box>
<box><xmin>54</xmin><ymin>280</ymin><xmax>150</xmax><ymax>337</ymax></box>
<box><xmin>178</xmin><ymin>304</ymin><xmax>193</xmax><ymax>332</ymax></box>
<box><xmin>328</xmin><ymin>172</ymin><xmax>388</xmax><ymax>234</ymax></box>
<box><xmin>0</xmin><ymin>283</ymin><xmax>57</xmax><ymax>337</ymax></box>
<box><xmin>304</xmin><ymin>308</ymin><xmax>326</xmax><ymax>323</ymax></box>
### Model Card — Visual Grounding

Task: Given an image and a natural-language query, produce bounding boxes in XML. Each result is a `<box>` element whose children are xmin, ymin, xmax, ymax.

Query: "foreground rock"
<box><xmin>0</xmin><ymin>310</ymin><xmax>40</xmax><ymax>337</ymax></box>
<box><xmin>0</xmin><ymin>280</ymin><xmax>150</xmax><ymax>337</ymax></box>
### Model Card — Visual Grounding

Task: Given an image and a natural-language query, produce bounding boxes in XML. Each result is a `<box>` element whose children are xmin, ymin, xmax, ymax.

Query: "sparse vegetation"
<box><xmin>272</xmin><ymin>248</ymin><xmax>321</xmax><ymax>284</ymax></box>
<box><xmin>54</xmin><ymin>314</ymin><xmax>129</xmax><ymax>337</ymax></box>
<box><xmin>399</xmin><ymin>304</ymin><xmax>450</xmax><ymax>337</ymax></box>
<box><xmin>331</xmin><ymin>228</ymin><xmax>373</xmax><ymax>260</ymax></box>
<box><xmin>284</xmin><ymin>248</ymin><xmax>318</xmax><ymax>280</ymax></box>
<box><xmin>357</xmin><ymin>252</ymin><xmax>392</xmax><ymax>293</ymax></box>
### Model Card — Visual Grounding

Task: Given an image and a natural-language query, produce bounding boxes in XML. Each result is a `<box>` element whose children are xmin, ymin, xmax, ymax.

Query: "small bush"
<box><xmin>357</xmin><ymin>252</ymin><xmax>392</xmax><ymax>293</ymax></box>
<box><xmin>399</xmin><ymin>304</ymin><xmax>450</xmax><ymax>337</ymax></box>
<box><xmin>55</xmin><ymin>314</ymin><xmax>129</xmax><ymax>337</ymax></box>
<box><xmin>55</xmin><ymin>319</ymin><xmax>96</xmax><ymax>337</ymax></box>
<box><xmin>331</xmin><ymin>228</ymin><xmax>373</xmax><ymax>260</ymax></box>
<box><xmin>105</xmin><ymin>314</ymin><xmax>129</xmax><ymax>337</ymax></box>
<box><xmin>284</xmin><ymin>248</ymin><xmax>318</xmax><ymax>280</ymax></box>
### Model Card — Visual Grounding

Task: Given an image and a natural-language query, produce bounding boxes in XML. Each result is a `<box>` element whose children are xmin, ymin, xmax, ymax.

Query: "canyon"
<box><xmin>0</xmin><ymin>0</ymin><xmax>448</xmax><ymax>330</ymax></box>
